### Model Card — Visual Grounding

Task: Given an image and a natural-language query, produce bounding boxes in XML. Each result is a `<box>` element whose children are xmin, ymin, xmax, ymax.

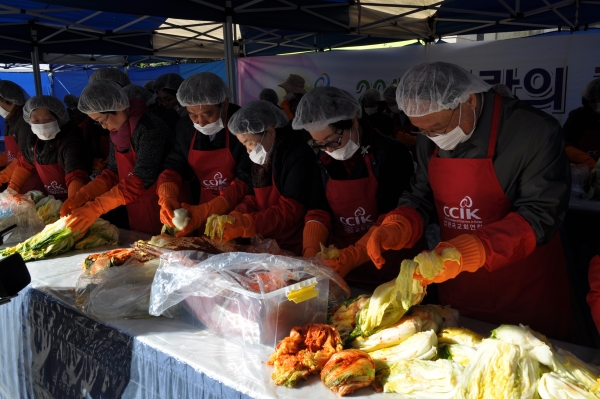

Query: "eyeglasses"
<box><xmin>411</xmin><ymin>107</ymin><xmax>457</xmax><ymax>137</ymax></box>
<box><xmin>158</xmin><ymin>96</ymin><xmax>176</xmax><ymax>105</ymax></box>
<box><xmin>94</xmin><ymin>114</ymin><xmax>109</xmax><ymax>127</ymax></box>
<box><xmin>310</xmin><ymin>129</ymin><xmax>344</xmax><ymax>150</ymax></box>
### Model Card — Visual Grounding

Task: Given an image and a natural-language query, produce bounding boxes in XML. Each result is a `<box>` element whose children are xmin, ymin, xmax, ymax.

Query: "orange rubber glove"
<box><xmin>217</xmin><ymin>211</ymin><xmax>256</xmax><ymax>242</ymax></box>
<box><xmin>176</xmin><ymin>196</ymin><xmax>229</xmax><ymax>238</ymax></box>
<box><xmin>565</xmin><ymin>145</ymin><xmax>596</xmax><ymax>170</ymax></box>
<box><xmin>7</xmin><ymin>165</ymin><xmax>32</xmax><ymax>193</ymax></box>
<box><xmin>367</xmin><ymin>214</ymin><xmax>413</xmax><ymax>268</ymax></box>
<box><xmin>0</xmin><ymin>160</ymin><xmax>17</xmax><ymax>184</ymax></box>
<box><xmin>302</xmin><ymin>221</ymin><xmax>329</xmax><ymax>258</ymax></box>
<box><xmin>158</xmin><ymin>182</ymin><xmax>180</xmax><ymax>228</ymax></box>
<box><xmin>587</xmin><ymin>255</ymin><xmax>600</xmax><ymax>334</ymax></box>
<box><xmin>321</xmin><ymin>226</ymin><xmax>376</xmax><ymax>277</ymax></box>
<box><xmin>66</xmin><ymin>185</ymin><xmax>125</xmax><ymax>232</ymax></box>
<box><xmin>0</xmin><ymin>152</ymin><xmax>7</xmax><ymax>168</ymax></box>
<box><xmin>414</xmin><ymin>234</ymin><xmax>486</xmax><ymax>284</ymax></box>
<box><xmin>67</xmin><ymin>179</ymin><xmax>86</xmax><ymax>200</ymax></box>
<box><xmin>60</xmin><ymin>178</ymin><xmax>108</xmax><ymax>217</ymax></box>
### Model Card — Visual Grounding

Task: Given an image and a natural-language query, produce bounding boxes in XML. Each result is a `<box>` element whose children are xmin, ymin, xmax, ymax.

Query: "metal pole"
<box><xmin>223</xmin><ymin>4</ymin><xmax>236</xmax><ymax>103</ymax></box>
<box><xmin>31</xmin><ymin>46</ymin><xmax>42</xmax><ymax>96</ymax></box>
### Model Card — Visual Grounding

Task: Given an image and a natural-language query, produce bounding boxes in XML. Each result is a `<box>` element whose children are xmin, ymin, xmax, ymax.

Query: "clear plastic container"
<box><xmin>179</xmin><ymin>275</ymin><xmax>330</xmax><ymax>349</ymax></box>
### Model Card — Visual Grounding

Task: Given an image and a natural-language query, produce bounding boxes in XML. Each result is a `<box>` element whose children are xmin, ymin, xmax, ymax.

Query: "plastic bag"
<box><xmin>76</xmin><ymin>257</ymin><xmax>162</xmax><ymax>320</ymax></box>
<box><xmin>0</xmin><ymin>188</ymin><xmax>44</xmax><ymax>244</ymax></box>
<box><xmin>571</xmin><ymin>163</ymin><xmax>589</xmax><ymax>198</ymax></box>
<box><xmin>149</xmin><ymin>252</ymin><xmax>351</xmax><ymax>348</ymax></box>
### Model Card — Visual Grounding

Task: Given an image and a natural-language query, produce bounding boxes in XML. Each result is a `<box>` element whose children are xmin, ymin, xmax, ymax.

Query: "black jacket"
<box><xmin>563</xmin><ymin>103</ymin><xmax>600</xmax><ymax>147</ymax></box>
<box><xmin>4</xmin><ymin>106</ymin><xmax>30</xmax><ymax>151</ymax></box>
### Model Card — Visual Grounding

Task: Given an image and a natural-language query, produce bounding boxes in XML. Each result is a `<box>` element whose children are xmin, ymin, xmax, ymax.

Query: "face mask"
<box><xmin>249</xmin><ymin>134</ymin><xmax>271</xmax><ymax>165</ymax></box>
<box><xmin>364</xmin><ymin>107</ymin><xmax>378</xmax><ymax>116</ymax></box>
<box><xmin>328</xmin><ymin>128</ymin><xmax>360</xmax><ymax>161</ymax></box>
<box><xmin>31</xmin><ymin>121</ymin><xmax>61</xmax><ymax>141</ymax></box>
<box><xmin>0</xmin><ymin>106</ymin><xmax>9</xmax><ymax>118</ymax></box>
<box><xmin>194</xmin><ymin>116</ymin><xmax>223</xmax><ymax>136</ymax></box>
<box><xmin>428</xmin><ymin>105</ymin><xmax>476</xmax><ymax>151</ymax></box>
<box><xmin>284</xmin><ymin>92</ymin><xmax>295</xmax><ymax>101</ymax></box>
<box><xmin>389</xmin><ymin>104</ymin><xmax>400</xmax><ymax>114</ymax></box>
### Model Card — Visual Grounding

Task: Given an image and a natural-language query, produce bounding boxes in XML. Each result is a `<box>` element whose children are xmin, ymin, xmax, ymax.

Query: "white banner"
<box><xmin>237</xmin><ymin>32</ymin><xmax>600</xmax><ymax>124</ymax></box>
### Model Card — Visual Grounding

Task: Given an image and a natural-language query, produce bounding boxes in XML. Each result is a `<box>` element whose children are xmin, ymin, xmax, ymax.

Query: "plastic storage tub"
<box><xmin>179</xmin><ymin>275</ymin><xmax>330</xmax><ymax>349</ymax></box>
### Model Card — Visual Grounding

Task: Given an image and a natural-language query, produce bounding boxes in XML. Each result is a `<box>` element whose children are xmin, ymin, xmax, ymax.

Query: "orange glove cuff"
<box><xmin>0</xmin><ymin>152</ymin><xmax>7</xmax><ymax>168</ymax></box>
<box><xmin>95</xmin><ymin>185</ymin><xmax>126</xmax><ymax>214</ymax></box>
<box><xmin>68</xmin><ymin>179</ymin><xmax>86</xmax><ymax>199</ymax></box>
<box><xmin>381</xmin><ymin>214</ymin><xmax>413</xmax><ymax>249</ymax></box>
<box><xmin>8</xmin><ymin>166</ymin><xmax>32</xmax><ymax>192</ymax></box>
<box><xmin>158</xmin><ymin>182</ymin><xmax>180</xmax><ymax>205</ymax></box>
<box><xmin>80</xmin><ymin>178</ymin><xmax>108</xmax><ymax>201</ymax></box>
<box><xmin>0</xmin><ymin>159</ymin><xmax>18</xmax><ymax>184</ymax></box>
<box><xmin>303</xmin><ymin>221</ymin><xmax>329</xmax><ymax>258</ymax></box>
<box><xmin>207</xmin><ymin>196</ymin><xmax>229</xmax><ymax>215</ymax></box>
<box><xmin>437</xmin><ymin>234</ymin><xmax>486</xmax><ymax>273</ymax></box>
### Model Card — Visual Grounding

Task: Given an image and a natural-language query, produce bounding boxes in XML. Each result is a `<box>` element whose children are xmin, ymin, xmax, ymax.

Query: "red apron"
<box><xmin>254</xmin><ymin>178</ymin><xmax>303</xmax><ymax>255</ymax></box>
<box><xmin>188</xmin><ymin>127</ymin><xmax>236</xmax><ymax>205</ymax></box>
<box><xmin>429</xmin><ymin>93</ymin><xmax>572</xmax><ymax>339</ymax></box>
<box><xmin>33</xmin><ymin>139</ymin><xmax>68</xmax><ymax>201</ymax></box>
<box><xmin>115</xmin><ymin>143</ymin><xmax>162</xmax><ymax>235</ymax></box>
<box><xmin>576</xmin><ymin>128</ymin><xmax>600</xmax><ymax>160</ymax></box>
<box><xmin>5</xmin><ymin>135</ymin><xmax>18</xmax><ymax>164</ymax></box>
<box><xmin>6</xmin><ymin>135</ymin><xmax>45</xmax><ymax>194</ymax></box>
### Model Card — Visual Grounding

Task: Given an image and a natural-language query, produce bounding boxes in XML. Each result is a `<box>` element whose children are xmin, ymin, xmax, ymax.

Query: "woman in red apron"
<box><xmin>563</xmin><ymin>77</ymin><xmax>600</xmax><ymax>169</ymax></box>
<box><xmin>366</xmin><ymin>62</ymin><xmax>572</xmax><ymax>340</ymax></box>
<box><xmin>201</xmin><ymin>100</ymin><xmax>315</xmax><ymax>255</ymax></box>
<box><xmin>62</xmin><ymin>81</ymin><xmax>170</xmax><ymax>235</ymax></box>
<box><xmin>6</xmin><ymin>96</ymin><xmax>89</xmax><ymax>200</ymax></box>
<box><xmin>292</xmin><ymin>86</ymin><xmax>420</xmax><ymax>291</ymax></box>
<box><xmin>0</xmin><ymin>81</ymin><xmax>45</xmax><ymax>192</ymax></box>
<box><xmin>157</xmin><ymin>72</ymin><xmax>251</xmax><ymax>237</ymax></box>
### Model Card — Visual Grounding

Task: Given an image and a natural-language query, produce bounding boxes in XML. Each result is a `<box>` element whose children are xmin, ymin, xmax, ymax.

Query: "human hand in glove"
<box><xmin>217</xmin><ymin>211</ymin><xmax>256</xmax><ymax>242</ymax></box>
<box><xmin>176</xmin><ymin>196</ymin><xmax>229</xmax><ymax>238</ymax></box>
<box><xmin>65</xmin><ymin>186</ymin><xmax>125</xmax><ymax>232</ymax></box>
<box><xmin>413</xmin><ymin>234</ymin><xmax>486</xmax><ymax>284</ymax></box>
<box><xmin>320</xmin><ymin>227</ymin><xmax>375</xmax><ymax>277</ymax></box>
<box><xmin>302</xmin><ymin>221</ymin><xmax>329</xmax><ymax>258</ymax></box>
<box><xmin>158</xmin><ymin>182</ymin><xmax>180</xmax><ymax>228</ymax></box>
<box><xmin>60</xmin><ymin>179</ymin><xmax>108</xmax><ymax>217</ymax></box>
<box><xmin>367</xmin><ymin>214</ymin><xmax>413</xmax><ymax>268</ymax></box>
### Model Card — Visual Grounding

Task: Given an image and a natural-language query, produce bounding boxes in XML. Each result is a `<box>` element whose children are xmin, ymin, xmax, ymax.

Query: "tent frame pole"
<box><xmin>223</xmin><ymin>3</ymin><xmax>236</xmax><ymax>103</ymax></box>
<box><xmin>30</xmin><ymin>25</ymin><xmax>43</xmax><ymax>95</ymax></box>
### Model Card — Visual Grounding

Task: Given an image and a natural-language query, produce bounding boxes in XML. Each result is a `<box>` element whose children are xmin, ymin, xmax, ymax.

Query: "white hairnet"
<box><xmin>362</xmin><ymin>88</ymin><xmax>383</xmax><ymax>104</ymax></box>
<box><xmin>383</xmin><ymin>84</ymin><xmax>397</xmax><ymax>101</ymax></box>
<box><xmin>24</xmin><ymin>95</ymin><xmax>70</xmax><ymax>126</ymax></box>
<box><xmin>582</xmin><ymin>78</ymin><xmax>600</xmax><ymax>100</ymax></box>
<box><xmin>88</xmin><ymin>68</ymin><xmax>131</xmax><ymax>87</ymax></box>
<box><xmin>292</xmin><ymin>86</ymin><xmax>361</xmax><ymax>132</ymax></box>
<box><xmin>144</xmin><ymin>80</ymin><xmax>155</xmax><ymax>91</ymax></box>
<box><xmin>123</xmin><ymin>84</ymin><xmax>153</xmax><ymax>102</ymax></box>
<box><xmin>154</xmin><ymin>73</ymin><xmax>184</xmax><ymax>92</ymax></box>
<box><xmin>63</xmin><ymin>94</ymin><xmax>79</xmax><ymax>107</ymax></box>
<box><xmin>259</xmin><ymin>88</ymin><xmax>279</xmax><ymax>105</ymax></box>
<box><xmin>78</xmin><ymin>80</ymin><xmax>130</xmax><ymax>114</ymax></box>
<box><xmin>177</xmin><ymin>72</ymin><xmax>228</xmax><ymax>106</ymax></box>
<box><xmin>0</xmin><ymin>80</ymin><xmax>28</xmax><ymax>105</ymax></box>
<box><xmin>228</xmin><ymin>100</ymin><xmax>289</xmax><ymax>135</ymax></box>
<box><xmin>397</xmin><ymin>61</ymin><xmax>490</xmax><ymax>117</ymax></box>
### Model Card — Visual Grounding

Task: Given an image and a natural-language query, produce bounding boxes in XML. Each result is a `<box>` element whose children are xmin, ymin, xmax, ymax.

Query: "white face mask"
<box><xmin>194</xmin><ymin>116</ymin><xmax>224</xmax><ymax>136</ymax></box>
<box><xmin>249</xmin><ymin>133</ymin><xmax>271</xmax><ymax>165</ymax></box>
<box><xmin>0</xmin><ymin>106</ymin><xmax>9</xmax><ymax>118</ymax></box>
<box><xmin>427</xmin><ymin>105</ymin><xmax>476</xmax><ymax>151</ymax></box>
<box><xmin>284</xmin><ymin>92</ymin><xmax>295</xmax><ymax>101</ymax></box>
<box><xmin>364</xmin><ymin>107</ymin><xmax>378</xmax><ymax>116</ymax></box>
<box><xmin>328</xmin><ymin>128</ymin><xmax>360</xmax><ymax>161</ymax></box>
<box><xmin>31</xmin><ymin>121</ymin><xmax>61</xmax><ymax>141</ymax></box>
<box><xmin>389</xmin><ymin>104</ymin><xmax>400</xmax><ymax>114</ymax></box>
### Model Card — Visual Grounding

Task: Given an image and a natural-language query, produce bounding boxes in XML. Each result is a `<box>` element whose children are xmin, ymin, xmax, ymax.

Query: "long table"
<box><xmin>1</xmin><ymin>230</ymin><xmax>600</xmax><ymax>399</ymax></box>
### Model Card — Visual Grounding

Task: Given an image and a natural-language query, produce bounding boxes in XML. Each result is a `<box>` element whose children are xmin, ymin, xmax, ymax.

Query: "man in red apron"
<box><xmin>210</xmin><ymin>100</ymin><xmax>315</xmax><ymax>255</ymax></box>
<box><xmin>366</xmin><ymin>62</ymin><xmax>572</xmax><ymax>340</ymax></box>
<box><xmin>63</xmin><ymin>81</ymin><xmax>169</xmax><ymax>235</ymax></box>
<box><xmin>292</xmin><ymin>86</ymin><xmax>420</xmax><ymax>291</ymax></box>
<box><xmin>157</xmin><ymin>72</ymin><xmax>251</xmax><ymax>237</ymax></box>
<box><xmin>7</xmin><ymin>96</ymin><xmax>89</xmax><ymax>200</ymax></box>
<box><xmin>563</xmin><ymin>78</ymin><xmax>600</xmax><ymax>169</ymax></box>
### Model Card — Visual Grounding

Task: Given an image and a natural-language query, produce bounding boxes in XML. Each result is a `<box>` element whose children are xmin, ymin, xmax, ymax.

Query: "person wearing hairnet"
<box><xmin>259</xmin><ymin>88</ymin><xmax>279</xmax><ymax>106</ymax></box>
<box><xmin>63</xmin><ymin>94</ymin><xmax>85</xmax><ymax>126</ymax></box>
<box><xmin>366</xmin><ymin>61</ymin><xmax>572</xmax><ymax>339</ymax></box>
<box><xmin>563</xmin><ymin>78</ymin><xmax>600</xmax><ymax>170</ymax></box>
<box><xmin>61</xmin><ymin>80</ymin><xmax>170</xmax><ymax>234</ymax></box>
<box><xmin>360</xmin><ymin>88</ymin><xmax>394</xmax><ymax>137</ymax></box>
<box><xmin>6</xmin><ymin>96</ymin><xmax>90</xmax><ymax>200</ymax></box>
<box><xmin>192</xmin><ymin>100</ymin><xmax>315</xmax><ymax>254</ymax></box>
<box><xmin>156</xmin><ymin>72</ymin><xmax>251</xmax><ymax>234</ymax></box>
<box><xmin>278</xmin><ymin>74</ymin><xmax>306</xmax><ymax>121</ymax></box>
<box><xmin>79</xmin><ymin>70</ymin><xmax>130</xmax><ymax>177</ymax></box>
<box><xmin>383</xmin><ymin>84</ymin><xmax>417</xmax><ymax>151</ymax></box>
<box><xmin>152</xmin><ymin>73</ymin><xmax>187</xmax><ymax>134</ymax></box>
<box><xmin>0</xmin><ymin>81</ymin><xmax>45</xmax><ymax>192</ymax></box>
<box><xmin>293</xmin><ymin>86</ymin><xmax>418</xmax><ymax>290</ymax></box>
